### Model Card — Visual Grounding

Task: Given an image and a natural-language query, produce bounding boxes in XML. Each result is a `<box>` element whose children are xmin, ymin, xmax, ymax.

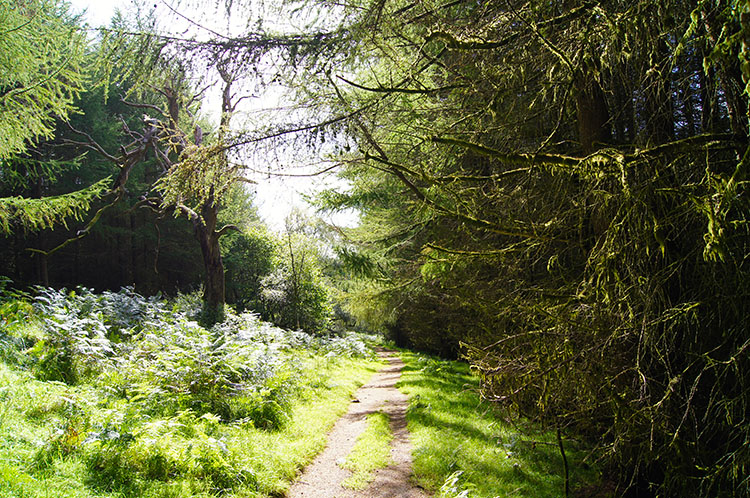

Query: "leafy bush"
<box><xmin>0</xmin><ymin>287</ymin><xmax>379</xmax><ymax>498</ymax></box>
<box><xmin>27</xmin><ymin>288</ymin><xmax>114</xmax><ymax>383</ymax></box>
<box><xmin>84</xmin><ymin>411</ymin><xmax>257</xmax><ymax>493</ymax></box>
<box><xmin>33</xmin><ymin>400</ymin><xmax>91</xmax><ymax>469</ymax></box>
<box><xmin>111</xmin><ymin>316</ymin><xmax>297</xmax><ymax>426</ymax></box>
<box><xmin>0</xmin><ymin>279</ymin><xmax>38</xmax><ymax>364</ymax></box>
<box><xmin>259</xmin><ymin>229</ymin><xmax>334</xmax><ymax>335</ymax></box>
<box><xmin>18</xmin><ymin>287</ymin><xmax>372</xmax><ymax>429</ymax></box>
<box><xmin>222</xmin><ymin>227</ymin><xmax>275</xmax><ymax>313</ymax></box>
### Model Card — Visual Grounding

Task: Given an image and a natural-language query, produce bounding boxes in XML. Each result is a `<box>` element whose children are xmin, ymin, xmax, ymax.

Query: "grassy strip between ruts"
<box><xmin>0</xmin><ymin>354</ymin><xmax>382</xmax><ymax>498</ymax></box>
<box><xmin>397</xmin><ymin>350</ymin><xmax>602</xmax><ymax>498</ymax></box>
<box><xmin>340</xmin><ymin>411</ymin><xmax>393</xmax><ymax>489</ymax></box>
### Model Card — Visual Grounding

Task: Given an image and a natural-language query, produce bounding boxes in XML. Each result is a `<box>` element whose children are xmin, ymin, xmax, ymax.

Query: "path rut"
<box><xmin>287</xmin><ymin>350</ymin><xmax>429</xmax><ymax>498</ymax></box>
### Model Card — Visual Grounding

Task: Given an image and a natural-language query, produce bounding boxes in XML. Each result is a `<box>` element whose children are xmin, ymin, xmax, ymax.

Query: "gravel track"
<box><xmin>287</xmin><ymin>350</ymin><xmax>429</xmax><ymax>498</ymax></box>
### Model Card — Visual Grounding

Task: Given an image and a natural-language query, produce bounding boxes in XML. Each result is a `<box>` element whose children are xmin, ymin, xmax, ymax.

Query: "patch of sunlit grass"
<box><xmin>398</xmin><ymin>350</ymin><xmax>601</xmax><ymax>498</ymax></box>
<box><xmin>340</xmin><ymin>411</ymin><xmax>393</xmax><ymax>489</ymax></box>
<box><xmin>0</xmin><ymin>352</ymin><xmax>382</xmax><ymax>498</ymax></box>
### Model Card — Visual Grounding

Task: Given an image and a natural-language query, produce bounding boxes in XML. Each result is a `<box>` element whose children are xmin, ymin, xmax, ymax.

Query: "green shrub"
<box><xmin>0</xmin><ymin>287</ymin><xmax>379</xmax><ymax>497</ymax></box>
<box><xmin>83</xmin><ymin>411</ymin><xmax>257</xmax><ymax>493</ymax></box>
<box><xmin>33</xmin><ymin>398</ymin><xmax>91</xmax><ymax>469</ymax></box>
<box><xmin>0</xmin><ymin>282</ymin><xmax>38</xmax><ymax>365</ymax></box>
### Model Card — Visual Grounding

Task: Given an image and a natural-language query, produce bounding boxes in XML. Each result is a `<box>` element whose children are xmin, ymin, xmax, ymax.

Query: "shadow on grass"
<box><xmin>398</xmin><ymin>350</ymin><xmax>600</xmax><ymax>498</ymax></box>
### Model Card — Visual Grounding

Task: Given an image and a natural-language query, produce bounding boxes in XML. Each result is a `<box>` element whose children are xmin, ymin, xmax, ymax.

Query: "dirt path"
<box><xmin>287</xmin><ymin>350</ymin><xmax>429</xmax><ymax>498</ymax></box>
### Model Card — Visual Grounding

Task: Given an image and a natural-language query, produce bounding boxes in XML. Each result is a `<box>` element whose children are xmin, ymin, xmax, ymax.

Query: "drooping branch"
<box><xmin>363</xmin><ymin>153</ymin><xmax>561</xmax><ymax>242</ymax></box>
<box><xmin>26</xmin><ymin>185</ymin><xmax>121</xmax><ymax>258</ymax></box>
<box><xmin>632</xmin><ymin>133</ymin><xmax>745</xmax><ymax>158</ymax></box>
<box><xmin>424</xmin><ymin>1</ymin><xmax>597</xmax><ymax>50</ymax></box>
<box><xmin>337</xmin><ymin>75</ymin><xmax>466</xmax><ymax>94</ymax></box>
<box><xmin>1</xmin><ymin>177</ymin><xmax>110</xmax><ymax>235</ymax></box>
<box><xmin>431</xmin><ymin>136</ymin><xmax>582</xmax><ymax>167</ymax></box>
<box><xmin>423</xmin><ymin>242</ymin><xmax>525</xmax><ymax>257</ymax></box>
<box><xmin>433</xmin><ymin>133</ymin><xmax>745</xmax><ymax>171</ymax></box>
<box><xmin>215</xmin><ymin>224</ymin><xmax>242</xmax><ymax>238</ymax></box>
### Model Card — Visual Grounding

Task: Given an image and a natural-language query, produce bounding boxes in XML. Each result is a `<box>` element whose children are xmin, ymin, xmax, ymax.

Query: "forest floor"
<box><xmin>287</xmin><ymin>349</ymin><xmax>429</xmax><ymax>498</ymax></box>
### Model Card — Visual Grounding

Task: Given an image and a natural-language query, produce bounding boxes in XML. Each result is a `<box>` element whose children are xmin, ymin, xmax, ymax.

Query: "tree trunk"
<box><xmin>38</xmin><ymin>250</ymin><xmax>49</xmax><ymax>286</ymax></box>
<box><xmin>192</xmin><ymin>199</ymin><xmax>225</xmax><ymax>325</ymax></box>
<box><xmin>198</xmin><ymin>229</ymin><xmax>225</xmax><ymax>324</ymax></box>
<box><xmin>575</xmin><ymin>72</ymin><xmax>610</xmax><ymax>153</ymax></box>
<box><xmin>122</xmin><ymin>212</ymin><xmax>134</xmax><ymax>286</ymax></box>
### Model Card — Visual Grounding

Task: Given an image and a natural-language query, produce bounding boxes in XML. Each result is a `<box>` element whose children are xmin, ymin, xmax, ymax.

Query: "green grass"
<box><xmin>340</xmin><ymin>411</ymin><xmax>393</xmax><ymax>489</ymax></box>
<box><xmin>397</xmin><ymin>350</ymin><xmax>601</xmax><ymax>498</ymax></box>
<box><xmin>0</xmin><ymin>355</ymin><xmax>382</xmax><ymax>498</ymax></box>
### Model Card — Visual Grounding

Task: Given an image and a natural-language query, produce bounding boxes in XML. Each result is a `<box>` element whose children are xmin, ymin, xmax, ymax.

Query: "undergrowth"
<box><xmin>0</xmin><ymin>287</ymin><xmax>381</xmax><ymax>497</ymax></box>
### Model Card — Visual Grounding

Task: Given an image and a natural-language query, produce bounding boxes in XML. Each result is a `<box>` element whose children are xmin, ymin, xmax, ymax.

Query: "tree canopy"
<box><xmin>0</xmin><ymin>0</ymin><xmax>749</xmax><ymax>495</ymax></box>
<box><xmin>0</xmin><ymin>0</ymin><xmax>109</xmax><ymax>233</ymax></box>
<box><xmin>310</xmin><ymin>0</ymin><xmax>750</xmax><ymax>495</ymax></box>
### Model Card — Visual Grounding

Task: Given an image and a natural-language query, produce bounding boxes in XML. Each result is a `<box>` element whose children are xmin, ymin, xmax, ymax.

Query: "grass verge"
<box><xmin>397</xmin><ymin>350</ymin><xmax>601</xmax><ymax>498</ymax></box>
<box><xmin>0</xmin><ymin>355</ymin><xmax>382</xmax><ymax>498</ymax></box>
<box><xmin>340</xmin><ymin>411</ymin><xmax>393</xmax><ymax>489</ymax></box>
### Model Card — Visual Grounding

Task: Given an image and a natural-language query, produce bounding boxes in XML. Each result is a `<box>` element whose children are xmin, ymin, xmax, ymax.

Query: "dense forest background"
<box><xmin>1</xmin><ymin>0</ymin><xmax>749</xmax><ymax>496</ymax></box>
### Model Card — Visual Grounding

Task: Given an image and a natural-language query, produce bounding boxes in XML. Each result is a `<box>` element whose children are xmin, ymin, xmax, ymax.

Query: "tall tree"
<box><xmin>312</xmin><ymin>0</ymin><xmax>750</xmax><ymax>495</ymax></box>
<box><xmin>0</xmin><ymin>0</ymin><xmax>108</xmax><ymax>233</ymax></box>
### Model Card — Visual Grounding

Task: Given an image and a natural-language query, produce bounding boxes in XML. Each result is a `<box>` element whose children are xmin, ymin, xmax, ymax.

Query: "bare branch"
<box><xmin>27</xmin><ymin>191</ymin><xmax>123</xmax><ymax>258</ymax></box>
<box><xmin>118</xmin><ymin>116</ymin><xmax>144</xmax><ymax>141</ymax></box>
<box><xmin>243</xmin><ymin>163</ymin><xmax>339</xmax><ymax>178</ymax></box>
<box><xmin>337</xmin><ymin>75</ymin><xmax>466</xmax><ymax>94</ymax></box>
<box><xmin>215</xmin><ymin>224</ymin><xmax>242</xmax><ymax>238</ymax></box>
<box><xmin>120</xmin><ymin>98</ymin><xmax>166</xmax><ymax>117</ymax></box>
<box><xmin>64</xmin><ymin>122</ymin><xmax>119</xmax><ymax>162</ymax></box>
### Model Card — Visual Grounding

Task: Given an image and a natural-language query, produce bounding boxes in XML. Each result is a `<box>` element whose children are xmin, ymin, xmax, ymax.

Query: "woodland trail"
<box><xmin>287</xmin><ymin>349</ymin><xmax>429</xmax><ymax>498</ymax></box>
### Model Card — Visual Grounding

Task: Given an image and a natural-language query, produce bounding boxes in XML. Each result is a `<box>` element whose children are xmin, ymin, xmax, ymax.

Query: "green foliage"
<box><xmin>155</xmin><ymin>144</ymin><xmax>239</xmax><ymax>217</ymax></box>
<box><xmin>83</xmin><ymin>410</ymin><xmax>256</xmax><ymax>493</ymax></box>
<box><xmin>259</xmin><ymin>230</ymin><xmax>333</xmax><ymax>334</ymax></box>
<box><xmin>222</xmin><ymin>226</ymin><xmax>275</xmax><ymax>313</ymax></box>
<box><xmin>0</xmin><ymin>0</ymin><xmax>117</xmax><ymax>236</ymax></box>
<box><xmin>0</xmin><ymin>287</ymin><xmax>380</xmax><ymax>498</ymax></box>
<box><xmin>0</xmin><ymin>178</ymin><xmax>110</xmax><ymax>234</ymax></box>
<box><xmin>314</xmin><ymin>0</ymin><xmax>750</xmax><ymax>495</ymax></box>
<box><xmin>28</xmin><ymin>288</ymin><xmax>114</xmax><ymax>383</ymax></box>
<box><xmin>15</xmin><ymin>287</ymin><xmax>371</xmax><ymax>424</ymax></box>
<box><xmin>0</xmin><ymin>279</ymin><xmax>34</xmax><ymax>336</ymax></box>
<box><xmin>0</xmin><ymin>0</ymin><xmax>86</xmax><ymax>159</ymax></box>
<box><xmin>397</xmin><ymin>350</ymin><xmax>600</xmax><ymax>497</ymax></box>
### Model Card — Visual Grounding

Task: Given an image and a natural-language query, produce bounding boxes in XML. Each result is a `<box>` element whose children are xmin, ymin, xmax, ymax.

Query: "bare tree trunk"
<box><xmin>38</xmin><ymin>250</ymin><xmax>49</xmax><ymax>286</ymax></box>
<box><xmin>575</xmin><ymin>71</ymin><xmax>610</xmax><ymax>153</ymax></box>
<box><xmin>122</xmin><ymin>212</ymin><xmax>134</xmax><ymax>286</ymax></box>
<box><xmin>187</xmin><ymin>195</ymin><xmax>226</xmax><ymax>325</ymax></box>
<box><xmin>197</xmin><ymin>229</ymin><xmax>225</xmax><ymax>323</ymax></box>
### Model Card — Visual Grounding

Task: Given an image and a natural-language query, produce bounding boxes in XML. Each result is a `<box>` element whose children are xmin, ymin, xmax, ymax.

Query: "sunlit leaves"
<box><xmin>155</xmin><ymin>143</ymin><xmax>240</xmax><ymax>214</ymax></box>
<box><xmin>0</xmin><ymin>177</ymin><xmax>110</xmax><ymax>234</ymax></box>
<box><xmin>0</xmin><ymin>0</ymin><xmax>86</xmax><ymax>158</ymax></box>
